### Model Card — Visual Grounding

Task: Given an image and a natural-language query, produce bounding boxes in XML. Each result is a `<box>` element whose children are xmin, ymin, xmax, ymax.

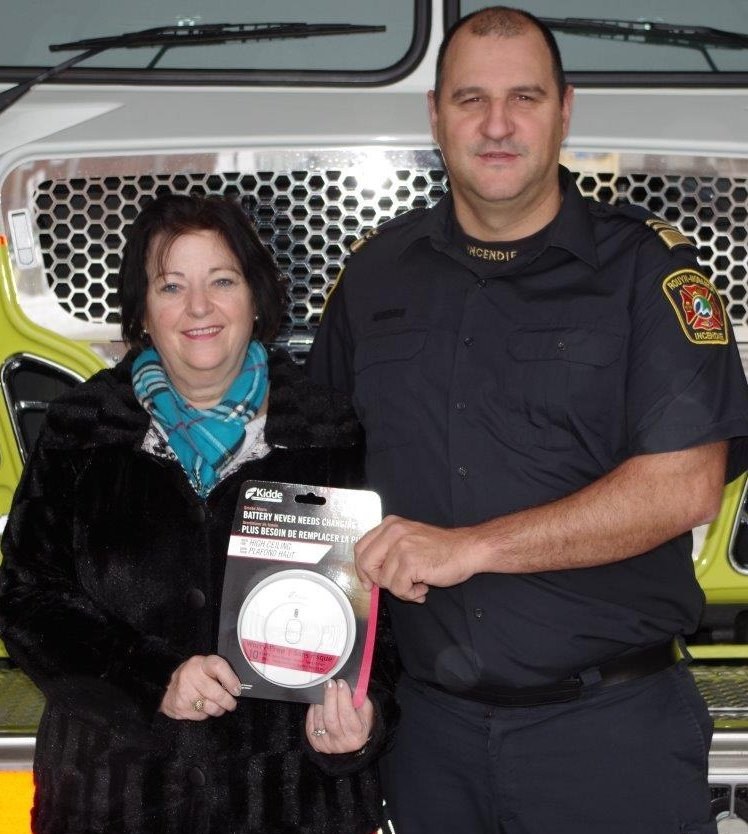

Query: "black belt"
<box><xmin>428</xmin><ymin>641</ymin><xmax>681</xmax><ymax>708</ymax></box>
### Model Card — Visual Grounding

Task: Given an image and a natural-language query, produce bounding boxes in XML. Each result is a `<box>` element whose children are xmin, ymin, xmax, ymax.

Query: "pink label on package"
<box><xmin>241</xmin><ymin>639</ymin><xmax>340</xmax><ymax>674</ymax></box>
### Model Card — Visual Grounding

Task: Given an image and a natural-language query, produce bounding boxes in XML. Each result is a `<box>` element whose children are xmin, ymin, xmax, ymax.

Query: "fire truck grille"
<box><xmin>692</xmin><ymin>664</ymin><xmax>748</xmax><ymax>723</ymax></box>
<box><xmin>4</xmin><ymin>150</ymin><xmax>746</xmax><ymax>355</ymax></box>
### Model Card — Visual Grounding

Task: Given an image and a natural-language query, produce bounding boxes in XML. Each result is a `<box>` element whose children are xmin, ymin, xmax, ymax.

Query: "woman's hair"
<box><xmin>118</xmin><ymin>192</ymin><xmax>288</xmax><ymax>350</ymax></box>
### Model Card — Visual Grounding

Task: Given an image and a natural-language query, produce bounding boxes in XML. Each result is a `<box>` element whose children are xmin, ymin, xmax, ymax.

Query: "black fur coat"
<box><xmin>0</xmin><ymin>349</ymin><xmax>398</xmax><ymax>834</ymax></box>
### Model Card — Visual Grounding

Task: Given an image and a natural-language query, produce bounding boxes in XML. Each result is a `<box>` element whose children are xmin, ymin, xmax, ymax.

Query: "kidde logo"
<box><xmin>245</xmin><ymin>486</ymin><xmax>283</xmax><ymax>503</ymax></box>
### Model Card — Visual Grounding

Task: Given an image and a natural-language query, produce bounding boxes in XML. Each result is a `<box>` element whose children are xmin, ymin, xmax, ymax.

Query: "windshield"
<box><xmin>0</xmin><ymin>0</ymin><xmax>421</xmax><ymax>76</ymax></box>
<box><xmin>455</xmin><ymin>1</ymin><xmax>748</xmax><ymax>73</ymax></box>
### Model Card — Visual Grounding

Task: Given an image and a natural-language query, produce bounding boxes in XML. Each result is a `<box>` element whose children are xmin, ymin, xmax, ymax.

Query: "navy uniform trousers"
<box><xmin>380</xmin><ymin>663</ymin><xmax>715</xmax><ymax>834</ymax></box>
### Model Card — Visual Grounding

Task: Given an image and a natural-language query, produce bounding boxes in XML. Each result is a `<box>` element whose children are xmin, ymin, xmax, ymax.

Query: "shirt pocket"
<box><xmin>504</xmin><ymin>326</ymin><xmax>624</xmax><ymax>450</ymax></box>
<box><xmin>353</xmin><ymin>329</ymin><xmax>428</xmax><ymax>452</ymax></box>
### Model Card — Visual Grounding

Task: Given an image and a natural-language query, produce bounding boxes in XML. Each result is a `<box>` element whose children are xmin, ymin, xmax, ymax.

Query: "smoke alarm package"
<box><xmin>218</xmin><ymin>480</ymin><xmax>381</xmax><ymax>706</ymax></box>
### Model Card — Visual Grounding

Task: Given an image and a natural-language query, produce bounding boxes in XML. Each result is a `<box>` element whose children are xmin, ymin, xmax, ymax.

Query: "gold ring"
<box><xmin>192</xmin><ymin>697</ymin><xmax>205</xmax><ymax>712</ymax></box>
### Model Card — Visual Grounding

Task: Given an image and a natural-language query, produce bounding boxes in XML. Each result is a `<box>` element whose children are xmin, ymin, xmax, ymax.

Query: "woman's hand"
<box><xmin>305</xmin><ymin>679</ymin><xmax>374</xmax><ymax>754</ymax></box>
<box><xmin>159</xmin><ymin>654</ymin><xmax>241</xmax><ymax>720</ymax></box>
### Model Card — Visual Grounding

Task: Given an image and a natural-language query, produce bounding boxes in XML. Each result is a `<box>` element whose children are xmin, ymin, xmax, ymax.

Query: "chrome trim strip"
<box><xmin>0</xmin><ymin>735</ymin><xmax>34</xmax><ymax>771</ymax></box>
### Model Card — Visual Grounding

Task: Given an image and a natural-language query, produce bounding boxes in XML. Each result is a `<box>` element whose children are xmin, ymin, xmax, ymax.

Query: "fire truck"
<box><xmin>0</xmin><ymin>1</ymin><xmax>747</xmax><ymax>830</ymax></box>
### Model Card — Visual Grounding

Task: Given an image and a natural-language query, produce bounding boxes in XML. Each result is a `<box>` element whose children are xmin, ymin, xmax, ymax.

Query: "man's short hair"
<box><xmin>434</xmin><ymin>6</ymin><xmax>567</xmax><ymax>102</ymax></box>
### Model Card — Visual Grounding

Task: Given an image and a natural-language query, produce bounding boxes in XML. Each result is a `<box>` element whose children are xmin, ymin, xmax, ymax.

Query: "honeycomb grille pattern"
<box><xmin>691</xmin><ymin>664</ymin><xmax>748</xmax><ymax>722</ymax></box>
<box><xmin>33</xmin><ymin>165</ymin><xmax>748</xmax><ymax>352</ymax></box>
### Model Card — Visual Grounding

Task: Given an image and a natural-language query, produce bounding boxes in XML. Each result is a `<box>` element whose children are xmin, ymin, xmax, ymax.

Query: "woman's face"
<box><xmin>143</xmin><ymin>229</ymin><xmax>256</xmax><ymax>408</ymax></box>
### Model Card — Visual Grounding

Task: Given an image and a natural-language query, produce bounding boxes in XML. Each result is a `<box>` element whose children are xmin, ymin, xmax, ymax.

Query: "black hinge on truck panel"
<box><xmin>1</xmin><ymin>355</ymin><xmax>82</xmax><ymax>460</ymax></box>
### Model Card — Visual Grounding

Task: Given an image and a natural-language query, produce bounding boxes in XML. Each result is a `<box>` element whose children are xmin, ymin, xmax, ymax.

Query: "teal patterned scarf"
<box><xmin>132</xmin><ymin>340</ymin><xmax>269</xmax><ymax>497</ymax></box>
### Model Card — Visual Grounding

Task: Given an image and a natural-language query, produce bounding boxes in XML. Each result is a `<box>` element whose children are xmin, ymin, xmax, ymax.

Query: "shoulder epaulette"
<box><xmin>348</xmin><ymin>207</ymin><xmax>429</xmax><ymax>255</ymax></box>
<box><xmin>642</xmin><ymin>218</ymin><xmax>695</xmax><ymax>252</ymax></box>
<box><xmin>590</xmin><ymin>200</ymin><xmax>696</xmax><ymax>252</ymax></box>
<box><xmin>349</xmin><ymin>227</ymin><xmax>380</xmax><ymax>254</ymax></box>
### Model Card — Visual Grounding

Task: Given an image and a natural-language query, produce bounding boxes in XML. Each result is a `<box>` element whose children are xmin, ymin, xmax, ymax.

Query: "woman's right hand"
<box><xmin>159</xmin><ymin>654</ymin><xmax>242</xmax><ymax>720</ymax></box>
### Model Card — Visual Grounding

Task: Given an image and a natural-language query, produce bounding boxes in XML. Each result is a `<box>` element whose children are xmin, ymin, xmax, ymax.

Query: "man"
<box><xmin>307</xmin><ymin>7</ymin><xmax>748</xmax><ymax>834</ymax></box>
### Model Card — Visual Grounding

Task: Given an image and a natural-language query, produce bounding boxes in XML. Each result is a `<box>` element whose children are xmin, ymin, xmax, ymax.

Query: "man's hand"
<box><xmin>354</xmin><ymin>515</ymin><xmax>477</xmax><ymax>602</ymax></box>
<box><xmin>354</xmin><ymin>443</ymin><xmax>728</xmax><ymax>601</ymax></box>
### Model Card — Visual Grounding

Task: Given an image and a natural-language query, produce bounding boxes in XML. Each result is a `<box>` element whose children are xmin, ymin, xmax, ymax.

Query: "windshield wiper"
<box><xmin>0</xmin><ymin>21</ymin><xmax>386</xmax><ymax>116</ymax></box>
<box><xmin>541</xmin><ymin>17</ymin><xmax>748</xmax><ymax>71</ymax></box>
<box><xmin>51</xmin><ymin>21</ymin><xmax>386</xmax><ymax>55</ymax></box>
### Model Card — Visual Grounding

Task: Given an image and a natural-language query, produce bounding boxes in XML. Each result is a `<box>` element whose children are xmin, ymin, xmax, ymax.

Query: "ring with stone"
<box><xmin>311</xmin><ymin>727</ymin><xmax>327</xmax><ymax>737</ymax></box>
<box><xmin>192</xmin><ymin>697</ymin><xmax>205</xmax><ymax>712</ymax></box>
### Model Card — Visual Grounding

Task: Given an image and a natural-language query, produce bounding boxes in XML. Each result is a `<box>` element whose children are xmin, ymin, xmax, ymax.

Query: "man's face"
<box><xmin>429</xmin><ymin>25</ymin><xmax>573</xmax><ymax>234</ymax></box>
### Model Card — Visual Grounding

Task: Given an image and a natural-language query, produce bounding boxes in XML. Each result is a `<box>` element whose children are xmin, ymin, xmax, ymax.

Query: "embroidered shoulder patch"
<box><xmin>349</xmin><ymin>227</ymin><xmax>379</xmax><ymax>254</ymax></box>
<box><xmin>662</xmin><ymin>269</ymin><xmax>728</xmax><ymax>345</ymax></box>
<box><xmin>645</xmin><ymin>219</ymin><xmax>693</xmax><ymax>251</ymax></box>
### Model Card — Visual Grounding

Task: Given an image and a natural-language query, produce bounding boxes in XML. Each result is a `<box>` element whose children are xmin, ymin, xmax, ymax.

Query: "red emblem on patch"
<box><xmin>679</xmin><ymin>284</ymin><xmax>723</xmax><ymax>332</ymax></box>
<box><xmin>662</xmin><ymin>269</ymin><xmax>728</xmax><ymax>345</ymax></box>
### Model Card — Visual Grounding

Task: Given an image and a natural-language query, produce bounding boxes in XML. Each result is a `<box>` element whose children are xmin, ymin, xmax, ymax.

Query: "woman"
<box><xmin>0</xmin><ymin>193</ymin><xmax>398</xmax><ymax>834</ymax></box>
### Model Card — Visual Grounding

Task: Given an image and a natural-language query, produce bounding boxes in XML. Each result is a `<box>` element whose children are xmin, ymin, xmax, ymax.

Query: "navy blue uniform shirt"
<box><xmin>307</xmin><ymin>167</ymin><xmax>748</xmax><ymax>689</ymax></box>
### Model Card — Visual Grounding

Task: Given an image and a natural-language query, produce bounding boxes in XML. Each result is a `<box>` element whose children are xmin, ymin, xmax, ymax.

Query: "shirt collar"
<box><xmin>549</xmin><ymin>166</ymin><xmax>599</xmax><ymax>269</ymax></box>
<box><xmin>392</xmin><ymin>165</ymin><xmax>599</xmax><ymax>270</ymax></box>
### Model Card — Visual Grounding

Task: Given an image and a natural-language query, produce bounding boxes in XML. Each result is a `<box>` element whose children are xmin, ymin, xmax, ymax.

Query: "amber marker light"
<box><xmin>0</xmin><ymin>772</ymin><xmax>33</xmax><ymax>833</ymax></box>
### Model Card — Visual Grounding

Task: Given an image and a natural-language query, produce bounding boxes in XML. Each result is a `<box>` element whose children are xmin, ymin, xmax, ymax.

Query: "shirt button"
<box><xmin>456</xmin><ymin>401</ymin><xmax>467</xmax><ymax>411</ymax></box>
<box><xmin>457</xmin><ymin>466</ymin><xmax>468</xmax><ymax>478</ymax></box>
<box><xmin>473</xmin><ymin>608</ymin><xmax>484</xmax><ymax>619</ymax></box>
<box><xmin>477</xmin><ymin>278</ymin><xmax>487</xmax><ymax>288</ymax></box>
<box><xmin>188</xmin><ymin>766</ymin><xmax>206</xmax><ymax>787</ymax></box>
<box><xmin>185</xmin><ymin>588</ymin><xmax>206</xmax><ymax>610</ymax></box>
<box><xmin>557</xmin><ymin>340</ymin><xmax>566</xmax><ymax>351</ymax></box>
<box><xmin>463</xmin><ymin>336</ymin><xmax>474</xmax><ymax>347</ymax></box>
